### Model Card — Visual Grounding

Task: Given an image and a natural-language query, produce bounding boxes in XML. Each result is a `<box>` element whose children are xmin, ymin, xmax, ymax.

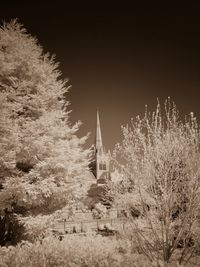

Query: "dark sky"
<box><xmin>1</xmin><ymin>2</ymin><xmax>200</xmax><ymax>150</ymax></box>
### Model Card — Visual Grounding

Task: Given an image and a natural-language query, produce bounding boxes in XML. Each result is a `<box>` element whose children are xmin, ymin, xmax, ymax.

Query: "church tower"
<box><xmin>95</xmin><ymin>111</ymin><xmax>110</xmax><ymax>183</ymax></box>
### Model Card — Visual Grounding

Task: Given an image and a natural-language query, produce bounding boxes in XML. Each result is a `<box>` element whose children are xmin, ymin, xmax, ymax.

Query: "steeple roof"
<box><xmin>96</xmin><ymin>111</ymin><xmax>103</xmax><ymax>153</ymax></box>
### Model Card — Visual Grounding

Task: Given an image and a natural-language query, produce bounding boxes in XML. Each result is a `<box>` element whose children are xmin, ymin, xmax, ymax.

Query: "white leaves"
<box><xmin>0</xmin><ymin>21</ymin><xmax>90</xmax><ymax>215</ymax></box>
<box><xmin>113</xmin><ymin>98</ymin><xmax>200</xmax><ymax>223</ymax></box>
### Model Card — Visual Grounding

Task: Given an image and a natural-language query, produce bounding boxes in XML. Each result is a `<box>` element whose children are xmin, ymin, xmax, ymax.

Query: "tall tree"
<box><xmin>0</xmin><ymin>20</ymin><xmax>90</xmax><ymax>243</ymax></box>
<box><xmin>111</xmin><ymin>99</ymin><xmax>200</xmax><ymax>264</ymax></box>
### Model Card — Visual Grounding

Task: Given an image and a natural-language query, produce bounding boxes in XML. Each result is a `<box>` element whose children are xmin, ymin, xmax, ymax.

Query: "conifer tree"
<box><xmin>0</xmin><ymin>20</ymin><xmax>90</xmax><ymax>243</ymax></box>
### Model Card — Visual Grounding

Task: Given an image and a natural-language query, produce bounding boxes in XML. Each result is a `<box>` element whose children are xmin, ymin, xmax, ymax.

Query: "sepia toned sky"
<box><xmin>1</xmin><ymin>2</ymin><xmax>200</xmax><ymax>150</ymax></box>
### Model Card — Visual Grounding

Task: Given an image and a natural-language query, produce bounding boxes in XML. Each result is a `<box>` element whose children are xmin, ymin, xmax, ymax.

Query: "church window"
<box><xmin>99</xmin><ymin>163</ymin><xmax>106</xmax><ymax>170</ymax></box>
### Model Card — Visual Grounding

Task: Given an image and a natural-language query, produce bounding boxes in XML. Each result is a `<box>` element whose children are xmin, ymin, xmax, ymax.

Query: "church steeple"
<box><xmin>95</xmin><ymin>110</ymin><xmax>110</xmax><ymax>181</ymax></box>
<box><xmin>89</xmin><ymin>111</ymin><xmax>110</xmax><ymax>183</ymax></box>
<box><xmin>96</xmin><ymin>110</ymin><xmax>103</xmax><ymax>155</ymax></box>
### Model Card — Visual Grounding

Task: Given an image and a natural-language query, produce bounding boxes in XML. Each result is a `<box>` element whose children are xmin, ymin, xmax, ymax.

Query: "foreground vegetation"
<box><xmin>0</xmin><ymin>233</ymin><xmax>200</xmax><ymax>267</ymax></box>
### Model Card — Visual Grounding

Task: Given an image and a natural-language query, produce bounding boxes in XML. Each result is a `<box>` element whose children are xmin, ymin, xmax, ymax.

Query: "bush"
<box><xmin>1</xmin><ymin>233</ymin><xmax>199</xmax><ymax>267</ymax></box>
<box><xmin>92</xmin><ymin>202</ymin><xmax>108</xmax><ymax>219</ymax></box>
<box><xmin>0</xmin><ymin>235</ymin><xmax>122</xmax><ymax>267</ymax></box>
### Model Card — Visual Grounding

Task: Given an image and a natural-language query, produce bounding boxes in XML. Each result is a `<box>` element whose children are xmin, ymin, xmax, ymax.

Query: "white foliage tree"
<box><xmin>0</xmin><ymin>20</ymin><xmax>90</xmax><ymax>244</ymax></box>
<box><xmin>112</xmin><ymin>99</ymin><xmax>200</xmax><ymax>264</ymax></box>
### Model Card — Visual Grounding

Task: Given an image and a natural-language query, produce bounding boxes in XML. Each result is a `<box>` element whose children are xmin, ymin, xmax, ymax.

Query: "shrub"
<box><xmin>1</xmin><ymin>233</ymin><xmax>198</xmax><ymax>267</ymax></box>
<box><xmin>0</xmin><ymin>235</ymin><xmax>122</xmax><ymax>267</ymax></box>
<box><xmin>92</xmin><ymin>202</ymin><xmax>108</xmax><ymax>219</ymax></box>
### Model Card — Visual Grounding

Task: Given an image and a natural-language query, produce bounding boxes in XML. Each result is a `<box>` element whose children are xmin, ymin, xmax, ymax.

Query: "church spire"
<box><xmin>93</xmin><ymin>110</ymin><xmax>110</xmax><ymax>182</ymax></box>
<box><xmin>96</xmin><ymin>110</ymin><xmax>103</xmax><ymax>154</ymax></box>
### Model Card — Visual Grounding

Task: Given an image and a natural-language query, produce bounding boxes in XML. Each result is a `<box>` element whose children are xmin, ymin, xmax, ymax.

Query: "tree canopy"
<box><xmin>0</xmin><ymin>20</ymin><xmax>90</xmax><ymax>243</ymax></box>
<box><xmin>109</xmin><ymin>99</ymin><xmax>200</xmax><ymax>262</ymax></box>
